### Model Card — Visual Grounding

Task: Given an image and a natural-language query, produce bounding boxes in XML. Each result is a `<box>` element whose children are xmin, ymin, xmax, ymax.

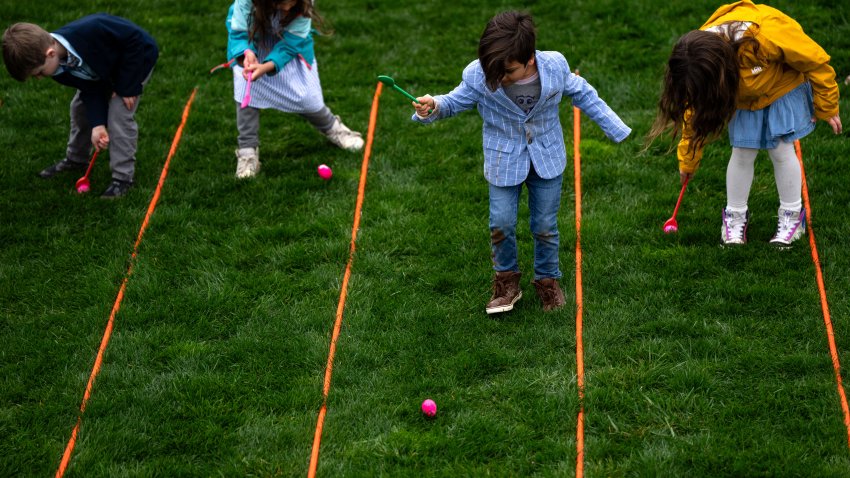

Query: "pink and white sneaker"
<box><xmin>769</xmin><ymin>207</ymin><xmax>806</xmax><ymax>247</ymax></box>
<box><xmin>721</xmin><ymin>208</ymin><xmax>750</xmax><ymax>246</ymax></box>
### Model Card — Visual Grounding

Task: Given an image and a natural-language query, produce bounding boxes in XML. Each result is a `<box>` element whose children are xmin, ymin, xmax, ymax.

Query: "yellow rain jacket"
<box><xmin>678</xmin><ymin>0</ymin><xmax>839</xmax><ymax>173</ymax></box>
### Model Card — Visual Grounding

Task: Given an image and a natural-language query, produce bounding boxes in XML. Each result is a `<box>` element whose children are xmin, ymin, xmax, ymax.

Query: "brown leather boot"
<box><xmin>486</xmin><ymin>271</ymin><xmax>522</xmax><ymax>314</ymax></box>
<box><xmin>533</xmin><ymin>278</ymin><xmax>566</xmax><ymax>312</ymax></box>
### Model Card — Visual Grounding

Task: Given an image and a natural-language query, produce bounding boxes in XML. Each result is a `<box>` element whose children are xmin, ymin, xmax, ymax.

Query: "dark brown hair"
<box><xmin>648</xmin><ymin>24</ymin><xmax>760</xmax><ymax>153</ymax></box>
<box><xmin>478</xmin><ymin>11</ymin><xmax>536</xmax><ymax>91</ymax></box>
<box><xmin>2</xmin><ymin>22</ymin><xmax>52</xmax><ymax>81</ymax></box>
<box><xmin>249</xmin><ymin>0</ymin><xmax>329</xmax><ymax>44</ymax></box>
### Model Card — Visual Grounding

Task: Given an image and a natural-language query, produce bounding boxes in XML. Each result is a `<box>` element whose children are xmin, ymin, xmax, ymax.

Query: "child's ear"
<box><xmin>45</xmin><ymin>39</ymin><xmax>61</xmax><ymax>58</ymax></box>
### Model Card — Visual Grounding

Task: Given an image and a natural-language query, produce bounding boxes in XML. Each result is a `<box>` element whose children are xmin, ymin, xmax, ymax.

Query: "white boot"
<box><xmin>324</xmin><ymin>115</ymin><xmax>364</xmax><ymax>151</ymax></box>
<box><xmin>235</xmin><ymin>147</ymin><xmax>260</xmax><ymax>179</ymax></box>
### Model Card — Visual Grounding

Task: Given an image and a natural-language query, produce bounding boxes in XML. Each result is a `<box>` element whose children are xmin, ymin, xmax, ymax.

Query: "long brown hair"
<box><xmin>648</xmin><ymin>24</ymin><xmax>759</xmax><ymax>153</ymax></box>
<box><xmin>249</xmin><ymin>0</ymin><xmax>330</xmax><ymax>43</ymax></box>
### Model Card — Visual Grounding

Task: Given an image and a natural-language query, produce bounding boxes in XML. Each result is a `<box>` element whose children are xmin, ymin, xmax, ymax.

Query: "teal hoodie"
<box><xmin>226</xmin><ymin>1</ymin><xmax>315</xmax><ymax>75</ymax></box>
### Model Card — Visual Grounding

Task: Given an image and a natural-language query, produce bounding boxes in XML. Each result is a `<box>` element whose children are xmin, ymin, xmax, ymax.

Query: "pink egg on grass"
<box><xmin>421</xmin><ymin>399</ymin><xmax>437</xmax><ymax>417</ymax></box>
<box><xmin>317</xmin><ymin>164</ymin><xmax>333</xmax><ymax>180</ymax></box>
<box><xmin>76</xmin><ymin>184</ymin><xmax>90</xmax><ymax>194</ymax></box>
<box><xmin>664</xmin><ymin>225</ymin><xmax>678</xmax><ymax>234</ymax></box>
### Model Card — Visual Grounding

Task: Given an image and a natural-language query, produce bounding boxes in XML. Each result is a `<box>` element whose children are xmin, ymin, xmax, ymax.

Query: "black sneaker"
<box><xmin>100</xmin><ymin>179</ymin><xmax>133</xmax><ymax>199</ymax></box>
<box><xmin>39</xmin><ymin>159</ymin><xmax>87</xmax><ymax>178</ymax></box>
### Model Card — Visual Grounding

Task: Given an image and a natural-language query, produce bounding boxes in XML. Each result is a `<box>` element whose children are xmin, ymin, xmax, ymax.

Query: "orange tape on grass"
<box><xmin>794</xmin><ymin>139</ymin><xmax>850</xmax><ymax>449</ymax></box>
<box><xmin>308</xmin><ymin>82</ymin><xmax>383</xmax><ymax>477</ymax></box>
<box><xmin>573</xmin><ymin>99</ymin><xmax>586</xmax><ymax>478</ymax></box>
<box><xmin>55</xmin><ymin>88</ymin><xmax>198</xmax><ymax>478</ymax></box>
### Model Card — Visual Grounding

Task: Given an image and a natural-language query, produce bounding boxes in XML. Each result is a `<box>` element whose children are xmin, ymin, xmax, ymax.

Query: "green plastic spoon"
<box><xmin>377</xmin><ymin>75</ymin><xmax>432</xmax><ymax>113</ymax></box>
<box><xmin>377</xmin><ymin>75</ymin><xmax>420</xmax><ymax>103</ymax></box>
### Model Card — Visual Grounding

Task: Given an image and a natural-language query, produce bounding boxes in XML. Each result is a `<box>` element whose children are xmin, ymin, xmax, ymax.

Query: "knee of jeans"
<box><xmin>531</xmin><ymin>215</ymin><xmax>558</xmax><ymax>236</ymax></box>
<box><xmin>490</xmin><ymin>225</ymin><xmax>514</xmax><ymax>244</ymax></box>
<box><xmin>532</xmin><ymin>226</ymin><xmax>559</xmax><ymax>241</ymax></box>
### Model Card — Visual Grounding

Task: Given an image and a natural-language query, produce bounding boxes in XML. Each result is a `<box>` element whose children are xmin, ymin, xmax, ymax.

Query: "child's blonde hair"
<box><xmin>2</xmin><ymin>22</ymin><xmax>53</xmax><ymax>81</ymax></box>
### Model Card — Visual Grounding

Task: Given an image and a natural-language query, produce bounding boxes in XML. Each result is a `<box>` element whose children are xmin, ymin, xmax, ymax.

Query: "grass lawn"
<box><xmin>2</xmin><ymin>0</ymin><xmax>850</xmax><ymax>476</ymax></box>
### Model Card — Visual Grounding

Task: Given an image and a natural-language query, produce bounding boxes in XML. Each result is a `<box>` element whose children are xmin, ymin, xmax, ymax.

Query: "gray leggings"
<box><xmin>236</xmin><ymin>104</ymin><xmax>335</xmax><ymax>149</ymax></box>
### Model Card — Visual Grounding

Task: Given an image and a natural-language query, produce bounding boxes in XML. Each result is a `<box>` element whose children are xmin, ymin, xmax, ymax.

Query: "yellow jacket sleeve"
<box><xmin>677</xmin><ymin>109</ymin><xmax>704</xmax><ymax>174</ymax></box>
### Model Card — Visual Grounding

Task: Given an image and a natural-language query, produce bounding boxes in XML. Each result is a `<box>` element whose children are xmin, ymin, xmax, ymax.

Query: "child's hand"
<box><xmin>91</xmin><ymin>126</ymin><xmax>109</xmax><ymax>151</ymax></box>
<box><xmin>679</xmin><ymin>171</ymin><xmax>694</xmax><ymax>185</ymax></box>
<box><xmin>242</xmin><ymin>50</ymin><xmax>258</xmax><ymax>79</ymax></box>
<box><xmin>122</xmin><ymin>96</ymin><xmax>138</xmax><ymax>111</ymax></box>
<box><xmin>414</xmin><ymin>95</ymin><xmax>435</xmax><ymax>117</ymax></box>
<box><xmin>827</xmin><ymin>114</ymin><xmax>842</xmax><ymax>135</ymax></box>
<box><xmin>245</xmin><ymin>61</ymin><xmax>275</xmax><ymax>81</ymax></box>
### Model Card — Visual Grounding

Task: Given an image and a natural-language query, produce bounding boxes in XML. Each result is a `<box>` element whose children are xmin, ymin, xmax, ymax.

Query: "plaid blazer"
<box><xmin>414</xmin><ymin>50</ymin><xmax>630</xmax><ymax>187</ymax></box>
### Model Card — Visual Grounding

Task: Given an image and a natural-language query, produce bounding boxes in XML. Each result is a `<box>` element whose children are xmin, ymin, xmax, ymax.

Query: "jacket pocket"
<box><xmin>483</xmin><ymin>137</ymin><xmax>515</xmax><ymax>153</ymax></box>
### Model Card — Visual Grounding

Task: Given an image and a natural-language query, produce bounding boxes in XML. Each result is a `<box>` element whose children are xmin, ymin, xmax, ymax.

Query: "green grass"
<box><xmin>2</xmin><ymin>0</ymin><xmax>850</xmax><ymax>476</ymax></box>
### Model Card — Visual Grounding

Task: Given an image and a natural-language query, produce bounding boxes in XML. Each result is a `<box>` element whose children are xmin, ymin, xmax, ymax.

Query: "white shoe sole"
<box><xmin>486</xmin><ymin>291</ymin><xmax>522</xmax><ymax>315</ymax></box>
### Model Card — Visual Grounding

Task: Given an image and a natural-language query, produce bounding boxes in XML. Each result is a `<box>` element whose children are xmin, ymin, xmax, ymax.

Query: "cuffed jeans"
<box><xmin>489</xmin><ymin>165</ymin><xmax>563</xmax><ymax>280</ymax></box>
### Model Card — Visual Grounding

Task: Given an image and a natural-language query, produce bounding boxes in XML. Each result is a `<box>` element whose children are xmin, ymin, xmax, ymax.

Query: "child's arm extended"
<box><xmin>411</xmin><ymin>74</ymin><xmax>480</xmax><ymax>124</ymax></box>
<box><xmin>563</xmin><ymin>70</ymin><xmax>631</xmax><ymax>143</ymax></box>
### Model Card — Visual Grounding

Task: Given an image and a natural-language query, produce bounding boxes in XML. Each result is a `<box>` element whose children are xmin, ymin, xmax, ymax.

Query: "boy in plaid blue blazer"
<box><xmin>413</xmin><ymin>11</ymin><xmax>630</xmax><ymax>314</ymax></box>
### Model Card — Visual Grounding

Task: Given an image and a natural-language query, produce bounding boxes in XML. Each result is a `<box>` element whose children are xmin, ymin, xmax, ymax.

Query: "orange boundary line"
<box><xmin>573</xmin><ymin>100</ymin><xmax>585</xmax><ymax>478</ymax></box>
<box><xmin>55</xmin><ymin>88</ymin><xmax>198</xmax><ymax>478</ymax></box>
<box><xmin>308</xmin><ymin>82</ymin><xmax>383</xmax><ymax>477</ymax></box>
<box><xmin>794</xmin><ymin>140</ymin><xmax>850</xmax><ymax>449</ymax></box>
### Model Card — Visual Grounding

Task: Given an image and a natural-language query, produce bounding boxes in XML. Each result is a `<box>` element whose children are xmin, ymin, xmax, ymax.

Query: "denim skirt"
<box><xmin>728</xmin><ymin>81</ymin><xmax>815</xmax><ymax>149</ymax></box>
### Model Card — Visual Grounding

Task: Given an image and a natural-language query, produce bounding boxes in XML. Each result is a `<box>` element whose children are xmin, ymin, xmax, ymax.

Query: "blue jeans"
<box><xmin>489</xmin><ymin>166</ymin><xmax>563</xmax><ymax>280</ymax></box>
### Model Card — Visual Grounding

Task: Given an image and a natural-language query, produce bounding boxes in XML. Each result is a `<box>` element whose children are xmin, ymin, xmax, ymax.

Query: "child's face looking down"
<box><xmin>500</xmin><ymin>56</ymin><xmax>537</xmax><ymax>87</ymax></box>
<box><xmin>28</xmin><ymin>44</ymin><xmax>61</xmax><ymax>79</ymax></box>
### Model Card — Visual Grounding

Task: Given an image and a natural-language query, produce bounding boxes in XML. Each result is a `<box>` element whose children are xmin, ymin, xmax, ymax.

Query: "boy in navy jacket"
<box><xmin>3</xmin><ymin>14</ymin><xmax>158</xmax><ymax>198</ymax></box>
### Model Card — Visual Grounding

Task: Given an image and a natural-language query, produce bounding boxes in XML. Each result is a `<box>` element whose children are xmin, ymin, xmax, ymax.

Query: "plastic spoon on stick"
<box><xmin>240</xmin><ymin>74</ymin><xmax>252</xmax><ymax>109</ymax></box>
<box><xmin>75</xmin><ymin>150</ymin><xmax>99</xmax><ymax>194</ymax></box>
<box><xmin>377</xmin><ymin>75</ymin><xmax>432</xmax><ymax>113</ymax></box>
<box><xmin>663</xmin><ymin>176</ymin><xmax>690</xmax><ymax>233</ymax></box>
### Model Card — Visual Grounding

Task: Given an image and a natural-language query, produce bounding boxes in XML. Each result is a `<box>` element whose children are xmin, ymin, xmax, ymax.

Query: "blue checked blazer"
<box><xmin>413</xmin><ymin>51</ymin><xmax>631</xmax><ymax>187</ymax></box>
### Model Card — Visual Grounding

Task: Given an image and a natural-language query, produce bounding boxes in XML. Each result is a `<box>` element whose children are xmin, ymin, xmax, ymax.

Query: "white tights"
<box><xmin>725</xmin><ymin>140</ymin><xmax>802</xmax><ymax>213</ymax></box>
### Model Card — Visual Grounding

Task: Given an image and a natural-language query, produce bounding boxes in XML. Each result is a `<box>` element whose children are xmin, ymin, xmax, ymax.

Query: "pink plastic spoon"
<box><xmin>75</xmin><ymin>151</ymin><xmax>99</xmax><ymax>194</ymax></box>
<box><xmin>240</xmin><ymin>74</ymin><xmax>252</xmax><ymax>109</ymax></box>
<box><xmin>663</xmin><ymin>176</ymin><xmax>690</xmax><ymax>234</ymax></box>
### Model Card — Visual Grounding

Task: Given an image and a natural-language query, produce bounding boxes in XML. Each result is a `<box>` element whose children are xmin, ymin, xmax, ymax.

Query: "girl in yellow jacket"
<box><xmin>649</xmin><ymin>0</ymin><xmax>842</xmax><ymax>246</ymax></box>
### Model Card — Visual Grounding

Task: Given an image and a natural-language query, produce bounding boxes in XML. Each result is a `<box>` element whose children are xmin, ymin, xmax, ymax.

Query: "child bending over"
<box><xmin>226</xmin><ymin>0</ymin><xmax>363</xmax><ymax>179</ymax></box>
<box><xmin>3</xmin><ymin>15</ymin><xmax>158</xmax><ymax>198</ymax></box>
<box><xmin>649</xmin><ymin>0</ymin><xmax>841</xmax><ymax>246</ymax></box>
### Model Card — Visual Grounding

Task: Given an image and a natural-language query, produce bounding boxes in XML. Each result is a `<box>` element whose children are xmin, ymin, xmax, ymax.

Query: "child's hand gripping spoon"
<box><xmin>377</xmin><ymin>75</ymin><xmax>432</xmax><ymax>113</ymax></box>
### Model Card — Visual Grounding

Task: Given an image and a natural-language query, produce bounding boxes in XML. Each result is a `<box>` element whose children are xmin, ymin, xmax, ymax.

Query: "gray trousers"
<box><xmin>236</xmin><ymin>104</ymin><xmax>335</xmax><ymax>149</ymax></box>
<box><xmin>66</xmin><ymin>71</ymin><xmax>152</xmax><ymax>182</ymax></box>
